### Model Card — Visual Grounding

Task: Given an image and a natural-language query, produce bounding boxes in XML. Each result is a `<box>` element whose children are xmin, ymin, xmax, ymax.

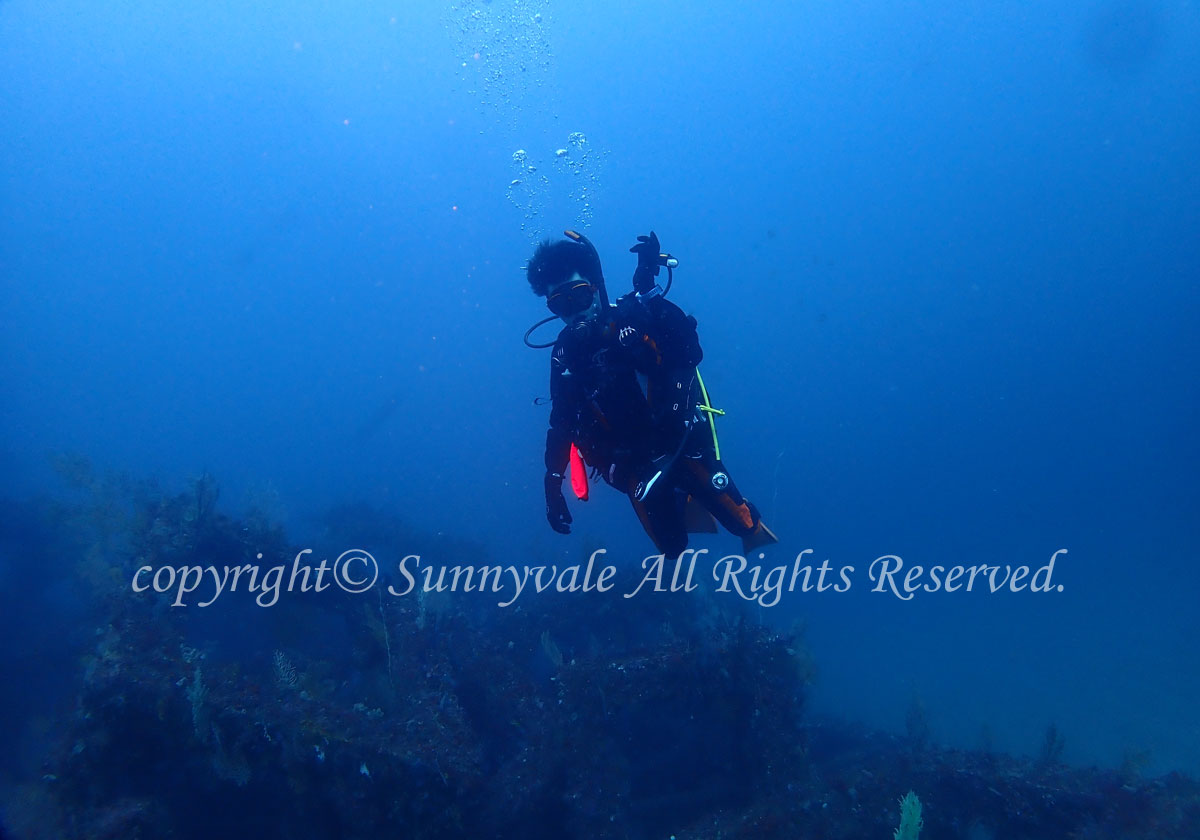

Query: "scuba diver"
<box><xmin>524</xmin><ymin>229</ymin><xmax>778</xmax><ymax>558</ymax></box>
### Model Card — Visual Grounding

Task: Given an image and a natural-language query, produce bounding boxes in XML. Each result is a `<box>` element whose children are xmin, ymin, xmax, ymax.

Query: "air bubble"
<box><xmin>445</xmin><ymin>0</ymin><xmax>553</xmax><ymax>126</ymax></box>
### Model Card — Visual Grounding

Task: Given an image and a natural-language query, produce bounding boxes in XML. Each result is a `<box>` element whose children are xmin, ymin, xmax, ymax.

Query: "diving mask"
<box><xmin>546</xmin><ymin>279</ymin><xmax>596</xmax><ymax>318</ymax></box>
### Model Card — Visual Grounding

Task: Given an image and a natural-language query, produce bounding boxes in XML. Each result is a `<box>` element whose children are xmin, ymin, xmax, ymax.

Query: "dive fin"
<box><xmin>683</xmin><ymin>495</ymin><xmax>718</xmax><ymax>534</ymax></box>
<box><xmin>741</xmin><ymin>519</ymin><xmax>779</xmax><ymax>553</ymax></box>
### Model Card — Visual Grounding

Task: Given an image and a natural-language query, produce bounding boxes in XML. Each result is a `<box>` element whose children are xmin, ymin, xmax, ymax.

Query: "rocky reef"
<box><xmin>2</xmin><ymin>468</ymin><xmax>1197</xmax><ymax>839</ymax></box>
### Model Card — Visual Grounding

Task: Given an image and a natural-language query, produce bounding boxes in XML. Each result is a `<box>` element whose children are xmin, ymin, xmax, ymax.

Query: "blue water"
<box><xmin>1</xmin><ymin>0</ymin><xmax>1197</xmax><ymax>795</ymax></box>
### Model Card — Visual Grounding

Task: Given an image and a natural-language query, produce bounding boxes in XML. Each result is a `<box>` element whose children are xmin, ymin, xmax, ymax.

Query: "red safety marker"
<box><xmin>568</xmin><ymin>443</ymin><xmax>589</xmax><ymax>501</ymax></box>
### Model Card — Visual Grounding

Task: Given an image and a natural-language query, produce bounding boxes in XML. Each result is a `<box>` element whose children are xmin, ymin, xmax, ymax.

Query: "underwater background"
<box><xmin>0</xmin><ymin>0</ymin><xmax>1197</xmax><ymax>837</ymax></box>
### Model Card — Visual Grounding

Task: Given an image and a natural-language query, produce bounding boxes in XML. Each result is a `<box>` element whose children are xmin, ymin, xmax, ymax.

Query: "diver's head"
<box><xmin>526</xmin><ymin>237</ymin><xmax>605</xmax><ymax>322</ymax></box>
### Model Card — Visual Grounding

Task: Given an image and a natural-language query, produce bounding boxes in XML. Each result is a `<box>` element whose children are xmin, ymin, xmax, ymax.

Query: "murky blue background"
<box><xmin>1</xmin><ymin>0</ymin><xmax>1197</xmax><ymax>773</ymax></box>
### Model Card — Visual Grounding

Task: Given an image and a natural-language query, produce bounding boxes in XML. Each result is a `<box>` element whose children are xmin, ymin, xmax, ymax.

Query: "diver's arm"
<box><xmin>624</xmin><ymin>297</ymin><xmax>703</xmax><ymax>452</ymax></box>
<box><xmin>542</xmin><ymin>345</ymin><xmax>575</xmax><ymax>534</ymax></box>
<box><xmin>626</xmin><ymin>315</ymin><xmax>703</xmax><ymax>500</ymax></box>
<box><xmin>651</xmin><ymin>298</ymin><xmax>703</xmax><ymax>368</ymax></box>
<box><xmin>648</xmin><ymin>367</ymin><xmax>699</xmax><ymax>456</ymax></box>
<box><xmin>544</xmin><ymin>345</ymin><xmax>575</xmax><ymax>474</ymax></box>
<box><xmin>544</xmin><ymin>426</ymin><xmax>572</xmax><ymax>476</ymax></box>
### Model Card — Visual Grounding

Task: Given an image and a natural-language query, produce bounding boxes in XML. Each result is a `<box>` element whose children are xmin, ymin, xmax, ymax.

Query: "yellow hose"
<box><xmin>695</xmin><ymin>369</ymin><xmax>725</xmax><ymax>462</ymax></box>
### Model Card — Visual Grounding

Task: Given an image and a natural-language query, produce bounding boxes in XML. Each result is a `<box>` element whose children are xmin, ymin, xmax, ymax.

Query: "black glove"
<box><xmin>630</xmin><ymin>232</ymin><xmax>662</xmax><ymax>293</ymax></box>
<box><xmin>544</xmin><ymin>471</ymin><xmax>572</xmax><ymax>534</ymax></box>
<box><xmin>630</xmin><ymin>231</ymin><xmax>662</xmax><ymax>269</ymax></box>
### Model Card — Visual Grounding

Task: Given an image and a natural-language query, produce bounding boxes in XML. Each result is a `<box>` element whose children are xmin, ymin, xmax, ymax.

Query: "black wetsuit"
<box><xmin>544</xmin><ymin>293</ymin><xmax>762</xmax><ymax>556</ymax></box>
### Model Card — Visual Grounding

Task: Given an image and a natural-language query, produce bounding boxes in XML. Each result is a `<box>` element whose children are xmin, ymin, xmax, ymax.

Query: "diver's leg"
<box><xmin>628</xmin><ymin>478</ymin><xmax>688</xmax><ymax>559</ymax></box>
<box><xmin>673</xmin><ymin>438</ymin><xmax>779</xmax><ymax>551</ymax></box>
<box><xmin>682</xmin><ymin>457</ymin><xmax>778</xmax><ymax>551</ymax></box>
<box><xmin>676</xmin><ymin>456</ymin><xmax>759</xmax><ymax>538</ymax></box>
